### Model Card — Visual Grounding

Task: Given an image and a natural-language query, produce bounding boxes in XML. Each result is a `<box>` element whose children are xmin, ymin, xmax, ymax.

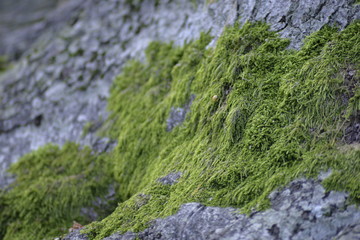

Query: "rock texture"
<box><xmin>0</xmin><ymin>0</ymin><xmax>85</xmax><ymax>60</ymax></box>
<box><xmin>2</xmin><ymin>0</ymin><xmax>359</xmax><ymax>189</ymax></box>
<box><xmin>136</xmin><ymin>179</ymin><xmax>360</xmax><ymax>240</ymax></box>
<box><xmin>0</xmin><ymin>0</ymin><xmax>360</xmax><ymax>239</ymax></box>
<box><xmin>137</xmin><ymin>179</ymin><xmax>360</xmax><ymax>240</ymax></box>
<box><xmin>64</xmin><ymin>178</ymin><xmax>360</xmax><ymax>240</ymax></box>
<box><xmin>237</xmin><ymin>0</ymin><xmax>360</xmax><ymax>49</ymax></box>
<box><xmin>1</xmin><ymin>0</ymin><xmax>359</xmax><ymax>188</ymax></box>
<box><xmin>0</xmin><ymin>0</ymin><xmax>237</xmax><ymax>188</ymax></box>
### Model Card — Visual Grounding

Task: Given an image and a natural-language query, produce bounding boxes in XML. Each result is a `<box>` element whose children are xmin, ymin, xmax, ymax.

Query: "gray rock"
<box><xmin>103</xmin><ymin>179</ymin><xmax>360</xmax><ymax>240</ymax></box>
<box><xmin>166</xmin><ymin>107</ymin><xmax>188</xmax><ymax>132</ymax></box>
<box><xmin>335</xmin><ymin>224</ymin><xmax>360</xmax><ymax>240</ymax></box>
<box><xmin>237</xmin><ymin>0</ymin><xmax>360</xmax><ymax>49</ymax></box>
<box><xmin>167</xmin><ymin>95</ymin><xmax>195</xmax><ymax>131</ymax></box>
<box><xmin>157</xmin><ymin>172</ymin><xmax>182</xmax><ymax>185</ymax></box>
<box><xmin>0</xmin><ymin>0</ymin><xmax>86</xmax><ymax>60</ymax></box>
<box><xmin>60</xmin><ymin>230</ymin><xmax>88</xmax><ymax>240</ymax></box>
<box><xmin>1</xmin><ymin>0</ymin><xmax>360</xmax><ymax>239</ymax></box>
<box><xmin>44</xmin><ymin>82</ymin><xmax>67</xmax><ymax>102</ymax></box>
<box><xmin>103</xmin><ymin>232</ymin><xmax>137</xmax><ymax>240</ymax></box>
<box><xmin>0</xmin><ymin>0</ymin><xmax>239</xmax><ymax>188</ymax></box>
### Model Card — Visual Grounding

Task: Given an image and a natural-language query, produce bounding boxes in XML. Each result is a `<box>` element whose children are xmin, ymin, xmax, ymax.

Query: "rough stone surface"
<box><xmin>104</xmin><ymin>179</ymin><xmax>360</xmax><ymax>240</ymax></box>
<box><xmin>0</xmin><ymin>0</ymin><xmax>238</xmax><ymax>188</ymax></box>
<box><xmin>237</xmin><ymin>0</ymin><xmax>360</xmax><ymax>49</ymax></box>
<box><xmin>0</xmin><ymin>0</ymin><xmax>85</xmax><ymax>60</ymax></box>
<box><xmin>166</xmin><ymin>95</ymin><xmax>195</xmax><ymax>131</ymax></box>
<box><xmin>1</xmin><ymin>0</ymin><xmax>360</xmax><ymax>239</ymax></box>
<box><xmin>60</xmin><ymin>230</ymin><xmax>88</xmax><ymax>240</ymax></box>
<box><xmin>102</xmin><ymin>232</ymin><xmax>137</xmax><ymax>240</ymax></box>
<box><xmin>345</xmin><ymin>112</ymin><xmax>360</xmax><ymax>144</ymax></box>
<box><xmin>157</xmin><ymin>172</ymin><xmax>182</xmax><ymax>185</ymax></box>
<box><xmin>1</xmin><ymin>0</ymin><xmax>359</xmax><ymax>187</ymax></box>
<box><xmin>67</xmin><ymin>178</ymin><xmax>360</xmax><ymax>240</ymax></box>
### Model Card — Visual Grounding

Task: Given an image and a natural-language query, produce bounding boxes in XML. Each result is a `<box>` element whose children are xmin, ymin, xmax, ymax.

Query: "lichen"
<box><xmin>1</xmin><ymin>20</ymin><xmax>360</xmax><ymax>240</ymax></box>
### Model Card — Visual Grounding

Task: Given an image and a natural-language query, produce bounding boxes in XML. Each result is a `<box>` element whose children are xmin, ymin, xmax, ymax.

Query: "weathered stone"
<box><xmin>1</xmin><ymin>0</ymin><xmax>360</xmax><ymax>239</ymax></box>
<box><xmin>61</xmin><ymin>230</ymin><xmax>88</xmax><ymax>240</ymax></box>
<box><xmin>0</xmin><ymin>0</ymin><xmax>85</xmax><ymax>60</ymax></box>
<box><xmin>237</xmin><ymin>0</ymin><xmax>360</xmax><ymax>49</ymax></box>
<box><xmin>166</xmin><ymin>95</ymin><xmax>195</xmax><ymax>131</ymax></box>
<box><xmin>157</xmin><ymin>172</ymin><xmax>182</xmax><ymax>185</ymax></box>
<box><xmin>102</xmin><ymin>232</ymin><xmax>136</xmax><ymax>240</ymax></box>
<box><xmin>104</xmin><ymin>179</ymin><xmax>360</xmax><ymax>240</ymax></box>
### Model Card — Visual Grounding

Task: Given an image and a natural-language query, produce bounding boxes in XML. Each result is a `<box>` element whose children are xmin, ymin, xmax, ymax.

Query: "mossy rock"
<box><xmin>88</xmin><ymin>21</ymin><xmax>360</xmax><ymax>239</ymax></box>
<box><xmin>1</xmin><ymin>21</ymin><xmax>360</xmax><ymax>240</ymax></box>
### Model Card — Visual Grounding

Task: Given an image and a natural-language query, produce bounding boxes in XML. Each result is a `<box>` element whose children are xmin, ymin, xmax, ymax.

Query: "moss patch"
<box><xmin>0</xmin><ymin>143</ymin><xmax>117</xmax><ymax>240</ymax></box>
<box><xmin>0</xmin><ymin>56</ymin><xmax>8</xmax><ymax>73</ymax></box>
<box><xmin>1</xmin><ymin>21</ymin><xmax>360</xmax><ymax>240</ymax></box>
<box><xmin>83</xmin><ymin>21</ymin><xmax>360</xmax><ymax>239</ymax></box>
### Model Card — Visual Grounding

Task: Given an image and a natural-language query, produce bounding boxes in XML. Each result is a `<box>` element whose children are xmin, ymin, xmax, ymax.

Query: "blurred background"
<box><xmin>0</xmin><ymin>0</ymin><xmax>80</xmax><ymax>60</ymax></box>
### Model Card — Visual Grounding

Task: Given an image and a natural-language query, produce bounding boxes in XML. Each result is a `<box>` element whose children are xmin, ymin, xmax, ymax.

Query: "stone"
<box><xmin>1</xmin><ymin>0</ymin><xmax>360</xmax><ymax>239</ymax></box>
<box><xmin>61</xmin><ymin>230</ymin><xmax>88</xmax><ymax>240</ymax></box>
<box><xmin>157</xmin><ymin>172</ymin><xmax>182</xmax><ymax>185</ymax></box>
<box><xmin>166</xmin><ymin>95</ymin><xmax>195</xmax><ymax>131</ymax></box>
<box><xmin>104</xmin><ymin>179</ymin><xmax>360</xmax><ymax>240</ymax></box>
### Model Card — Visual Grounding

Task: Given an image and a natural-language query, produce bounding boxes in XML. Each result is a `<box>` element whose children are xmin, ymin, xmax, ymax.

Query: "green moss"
<box><xmin>82</xmin><ymin>121</ymin><xmax>96</xmax><ymax>137</ymax></box>
<box><xmin>0</xmin><ymin>56</ymin><xmax>8</xmax><ymax>73</ymax></box>
<box><xmin>1</xmin><ymin>21</ymin><xmax>360</xmax><ymax>240</ymax></box>
<box><xmin>85</xmin><ymin>21</ymin><xmax>360</xmax><ymax>238</ymax></box>
<box><xmin>0</xmin><ymin>143</ymin><xmax>117</xmax><ymax>240</ymax></box>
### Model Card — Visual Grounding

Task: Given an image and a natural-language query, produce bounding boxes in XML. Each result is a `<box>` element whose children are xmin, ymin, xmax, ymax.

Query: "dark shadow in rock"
<box><xmin>33</xmin><ymin>114</ymin><xmax>43</xmax><ymax>127</ymax></box>
<box><xmin>344</xmin><ymin>111</ymin><xmax>360</xmax><ymax>144</ymax></box>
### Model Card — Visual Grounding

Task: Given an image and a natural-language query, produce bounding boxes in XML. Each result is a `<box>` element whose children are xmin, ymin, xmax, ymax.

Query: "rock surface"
<box><xmin>0</xmin><ymin>0</ymin><xmax>360</xmax><ymax>239</ymax></box>
<box><xmin>0</xmin><ymin>0</ymin><xmax>237</xmax><ymax>188</ymax></box>
<box><xmin>64</xmin><ymin>178</ymin><xmax>360</xmax><ymax>240</ymax></box>
<box><xmin>237</xmin><ymin>0</ymin><xmax>360</xmax><ymax>49</ymax></box>
<box><xmin>1</xmin><ymin>0</ymin><xmax>359</xmax><ymax>189</ymax></box>
<box><xmin>0</xmin><ymin>0</ymin><xmax>85</xmax><ymax>60</ymax></box>
<box><xmin>136</xmin><ymin>179</ymin><xmax>360</xmax><ymax>240</ymax></box>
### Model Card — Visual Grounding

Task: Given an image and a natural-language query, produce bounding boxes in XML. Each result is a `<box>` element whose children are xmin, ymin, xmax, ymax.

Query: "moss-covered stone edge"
<box><xmin>0</xmin><ymin>21</ymin><xmax>359</xmax><ymax>240</ymax></box>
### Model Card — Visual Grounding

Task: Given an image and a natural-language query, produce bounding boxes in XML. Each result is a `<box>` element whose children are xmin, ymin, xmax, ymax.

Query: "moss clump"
<box><xmin>0</xmin><ymin>143</ymin><xmax>117</xmax><ymax>240</ymax></box>
<box><xmin>85</xmin><ymin>21</ymin><xmax>360</xmax><ymax>239</ymax></box>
